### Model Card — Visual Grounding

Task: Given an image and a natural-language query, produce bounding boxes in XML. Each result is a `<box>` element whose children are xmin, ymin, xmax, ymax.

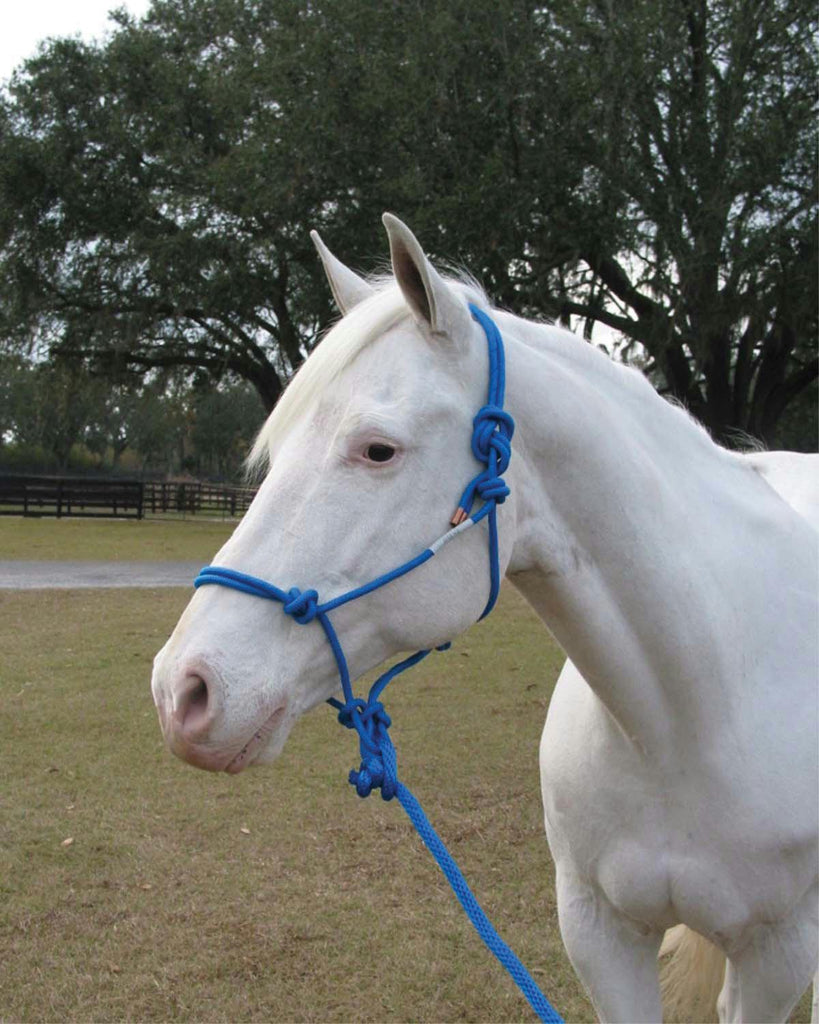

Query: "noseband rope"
<box><xmin>194</xmin><ymin>304</ymin><xmax>562</xmax><ymax>1024</ymax></box>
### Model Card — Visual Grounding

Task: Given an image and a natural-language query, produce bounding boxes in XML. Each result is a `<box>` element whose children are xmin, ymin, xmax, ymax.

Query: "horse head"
<box><xmin>151</xmin><ymin>215</ymin><xmax>516</xmax><ymax>773</ymax></box>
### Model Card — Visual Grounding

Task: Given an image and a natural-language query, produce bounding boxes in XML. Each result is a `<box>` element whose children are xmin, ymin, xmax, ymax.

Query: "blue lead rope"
<box><xmin>194</xmin><ymin>303</ymin><xmax>562</xmax><ymax>1024</ymax></box>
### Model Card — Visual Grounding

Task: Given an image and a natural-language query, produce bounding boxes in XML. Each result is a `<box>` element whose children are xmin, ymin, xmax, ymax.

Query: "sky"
<box><xmin>1</xmin><ymin>0</ymin><xmax>152</xmax><ymax>83</ymax></box>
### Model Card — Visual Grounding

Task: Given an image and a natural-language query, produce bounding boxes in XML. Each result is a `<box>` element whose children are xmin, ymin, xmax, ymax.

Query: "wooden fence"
<box><xmin>0</xmin><ymin>476</ymin><xmax>257</xmax><ymax>520</ymax></box>
<box><xmin>141</xmin><ymin>480</ymin><xmax>257</xmax><ymax>519</ymax></box>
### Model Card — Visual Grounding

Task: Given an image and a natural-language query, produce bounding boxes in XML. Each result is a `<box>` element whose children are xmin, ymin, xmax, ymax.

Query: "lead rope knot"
<box><xmin>335</xmin><ymin>697</ymin><xmax>398</xmax><ymax>800</ymax></box>
<box><xmin>283</xmin><ymin>587</ymin><xmax>319</xmax><ymax>624</ymax></box>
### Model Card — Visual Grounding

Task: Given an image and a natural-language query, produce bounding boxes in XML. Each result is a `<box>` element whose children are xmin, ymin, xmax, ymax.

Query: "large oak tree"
<box><xmin>0</xmin><ymin>0</ymin><xmax>815</xmax><ymax>446</ymax></box>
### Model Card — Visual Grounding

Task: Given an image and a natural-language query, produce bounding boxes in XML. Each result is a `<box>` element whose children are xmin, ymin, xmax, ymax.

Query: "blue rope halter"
<box><xmin>194</xmin><ymin>303</ymin><xmax>562</xmax><ymax>1023</ymax></box>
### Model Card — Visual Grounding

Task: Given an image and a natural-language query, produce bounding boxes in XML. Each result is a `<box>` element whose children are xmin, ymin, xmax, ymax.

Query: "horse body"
<box><xmin>151</xmin><ymin>216</ymin><xmax>818</xmax><ymax>1021</ymax></box>
<box><xmin>744</xmin><ymin>449</ymin><xmax>819</xmax><ymax>526</ymax></box>
<box><xmin>491</xmin><ymin>305</ymin><xmax>818</xmax><ymax>1020</ymax></box>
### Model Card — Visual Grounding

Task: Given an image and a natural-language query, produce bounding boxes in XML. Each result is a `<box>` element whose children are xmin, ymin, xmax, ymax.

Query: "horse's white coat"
<box><xmin>152</xmin><ymin>216</ymin><xmax>818</xmax><ymax>1022</ymax></box>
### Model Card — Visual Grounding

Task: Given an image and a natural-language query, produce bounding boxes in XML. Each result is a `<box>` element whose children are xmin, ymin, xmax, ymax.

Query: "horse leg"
<box><xmin>716</xmin><ymin>961</ymin><xmax>741</xmax><ymax>1023</ymax></box>
<box><xmin>555</xmin><ymin>866</ymin><xmax>663</xmax><ymax>1023</ymax></box>
<box><xmin>812</xmin><ymin>967</ymin><xmax>818</xmax><ymax>1024</ymax></box>
<box><xmin>730</xmin><ymin>885</ymin><xmax>818</xmax><ymax>1023</ymax></box>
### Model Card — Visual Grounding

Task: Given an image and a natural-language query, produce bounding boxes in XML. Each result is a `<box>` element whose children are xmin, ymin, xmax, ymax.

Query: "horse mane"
<box><xmin>495</xmin><ymin>307</ymin><xmax>726</xmax><ymax>456</ymax></box>
<box><xmin>249</xmin><ymin>269</ymin><xmax>727</xmax><ymax>478</ymax></box>
<box><xmin>248</xmin><ymin>274</ymin><xmax>487</xmax><ymax>474</ymax></box>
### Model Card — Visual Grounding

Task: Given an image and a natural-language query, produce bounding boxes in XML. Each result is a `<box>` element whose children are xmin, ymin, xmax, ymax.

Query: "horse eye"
<box><xmin>365</xmin><ymin>443</ymin><xmax>396</xmax><ymax>463</ymax></box>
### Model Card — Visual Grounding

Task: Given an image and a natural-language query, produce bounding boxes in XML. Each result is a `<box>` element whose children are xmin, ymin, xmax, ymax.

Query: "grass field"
<box><xmin>0</xmin><ymin>517</ymin><xmax>235</xmax><ymax>561</ymax></box>
<box><xmin>0</xmin><ymin>583</ymin><xmax>593</xmax><ymax>1022</ymax></box>
<box><xmin>0</xmin><ymin>519</ymin><xmax>812</xmax><ymax>1022</ymax></box>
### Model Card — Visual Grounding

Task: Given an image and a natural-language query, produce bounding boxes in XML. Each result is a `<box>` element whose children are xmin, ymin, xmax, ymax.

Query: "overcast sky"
<box><xmin>1</xmin><ymin>0</ymin><xmax>152</xmax><ymax>83</ymax></box>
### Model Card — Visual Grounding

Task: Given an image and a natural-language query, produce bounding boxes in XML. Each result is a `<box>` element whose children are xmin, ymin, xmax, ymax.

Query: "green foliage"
<box><xmin>0</xmin><ymin>358</ymin><xmax>265</xmax><ymax>479</ymax></box>
<box><xmin>537</xmin><ymin>0</ymin><xmax>818</xmax><ymax>444</ymax></box>
<box><xmin>189</xmin><ymin>380</ymin><xmax>265</xmax><ymax>478</ymax></box>
<box><xmin>0</xmin><ymin>355</ymin><xmax>108</xmax><ymax>469</ymax></box>
<box><xmin>774</xmin><ymin>380</ymin><xmax>819</xmax><ymax>453</ymax></box>
<box><xmin>0</xmin><ymin>0</ymin><xmax>815</xmax><ymax>446</ymax></box>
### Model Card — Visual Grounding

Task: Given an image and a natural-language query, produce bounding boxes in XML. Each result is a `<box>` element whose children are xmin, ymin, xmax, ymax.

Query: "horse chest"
<box><xmin>539</xmin><ymin>660</ymin><xmax>807</xmax><ymax>936</ymax></box>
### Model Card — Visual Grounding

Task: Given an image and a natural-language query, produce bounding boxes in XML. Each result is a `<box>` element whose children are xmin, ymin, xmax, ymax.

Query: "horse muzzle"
<box><xmin>152</xmin><ymin>650</ymin><xmax>287</xmax><ymax>774</ymax></box>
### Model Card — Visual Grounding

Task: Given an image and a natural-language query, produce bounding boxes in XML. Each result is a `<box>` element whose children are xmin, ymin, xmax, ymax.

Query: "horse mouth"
<box><xmin>225</xmin><ymin>705</ymin><xmax>287</xmax><ymax>774</ymax></box>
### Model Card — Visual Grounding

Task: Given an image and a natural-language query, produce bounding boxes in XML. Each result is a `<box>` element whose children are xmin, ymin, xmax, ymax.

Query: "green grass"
<box><xmin>0</xmin><ymin>517</ymin><xmax>234</xmax><ymax>561</ymax></box>
<box><xmin>0</xmin><ymin>518</ymin><xmax>812</xmax><ymax>1022</ymax></box>
<box><xmin>0</xmin><ymin>584</ymin><xmax>595</xmax><ymax>1023</ymax></box>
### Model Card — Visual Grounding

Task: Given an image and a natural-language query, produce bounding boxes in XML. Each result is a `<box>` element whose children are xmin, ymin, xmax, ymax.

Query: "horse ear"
<box><xmin>310</xmin><ymin>230</ymin><xmax>375</xmax><ymax>314</ymax></box>
<box><xmin>382</xmin><ymin>213</ymin><xmax>470</xmax><ymax>344</ymax></box>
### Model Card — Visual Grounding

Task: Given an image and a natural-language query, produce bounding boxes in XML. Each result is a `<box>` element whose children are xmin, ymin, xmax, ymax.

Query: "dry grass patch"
<box><xmin>3</xmin><ymin>585</ymin><xmax>811</xmax><ymax>1023</ymax></box>
<box><xmin>0</xmin><ymin>585</ymin><xmax>593</xmax><ymax>1022</ymax></box>
<box><xmin>0</xmin><ymin>517</ymin><xmax>234</xmax><ymax>561</ymax></box>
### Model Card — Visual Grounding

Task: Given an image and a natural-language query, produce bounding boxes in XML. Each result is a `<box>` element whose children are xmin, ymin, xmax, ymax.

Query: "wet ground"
<box><xmin>0</xmin><ymin>561</ymin><xmax>202</xmax><ymax>589</ymax></box>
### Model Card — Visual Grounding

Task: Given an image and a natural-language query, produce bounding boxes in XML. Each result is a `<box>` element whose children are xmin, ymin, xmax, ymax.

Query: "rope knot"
<box><xmin>476</xmin><ymin>473</ymin><xmax>511</xmax><ymax>504</ymax></box>
<box><xmin>451</xmin><ymin>404</ymin><xmax>515</xmax><ymax>522</ymax></box>
<box><xmin>335</xmin><ymin>697</ymin><xmax>397</xmax><ymax>800</ymax></box>
<box><xmin>471</xmin><ymin>405</ymin><xmax>514</xmax><ymax>474</ymax></box>
<box><xmin>336</xmin><ymin>698</ymin><xmax>391</xmax><ymax>739</ymax></box>
<box><xmin>336</xmin><ymin>697</ymin><xmax>366</xmax><ymax>730</ymax></box>
<box><xmin>349</xmin><ymin>754</ymin><xmax>397</xmax><ymax>800</ymax></box>
<box><xmin>283</xmin><ymin>587</ymin><xmax>319</xmax><ymax>625</ymax></box>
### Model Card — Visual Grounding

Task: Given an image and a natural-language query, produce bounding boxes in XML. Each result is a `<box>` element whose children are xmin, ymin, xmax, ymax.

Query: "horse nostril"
<box><xmin>173</xmin><ymin>674</ymin><xmax>213</xmax><ymax>739</ymax></box>
<box><xmin>187</xmin><ymin>677</ymin><xmax>208</xmax><ymax>713</ymax></box>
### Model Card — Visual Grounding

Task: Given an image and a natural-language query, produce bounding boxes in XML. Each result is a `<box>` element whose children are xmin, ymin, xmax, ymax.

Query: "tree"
<box><xmin>0</xmin><ymin>0</ymin><xmax>815</xmax><ymax>446</ymax></box>
<box><xmin>0</xmin><ymin>3</ymin><xmax>335</xmax><ymax>411</ymax></box>
<box><xmin>0</xmin><ymin>356</ymin><xmax>107</xmax><ymax>468</ymax></box>
<box><xmin>125</xmin><ymin>377</ymin><xmax>190</xmax><ymax>473</ymax></box>
<box><xmin>84</xmin><ymin>383</ymin><xmax>144</xmax><ymax>467</ymax></box>
<box><xmin>533</xmin><ymin>0</ymin><xmax>818</xmax><ymax>444</ymax></box>
<box><xmin>301</xmin><ymin>0</ymin><xmax>817</xmax><ymax>445</ymax></box>
<box><xmin>190</xmin><ymin>380</ymin><xmax>265</xmax><ymax>479</ymax></box>
<box><xmin>0</xmin><ymin>355</ymin><xmax>27</xmax><ymax>449</ymax></box>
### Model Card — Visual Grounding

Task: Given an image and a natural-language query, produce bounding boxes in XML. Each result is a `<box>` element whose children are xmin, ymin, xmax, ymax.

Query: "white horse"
<box><xmin>151</xmin><ymin>215</ymin><xmax>818</xmax><ymax>1022</ymax></box>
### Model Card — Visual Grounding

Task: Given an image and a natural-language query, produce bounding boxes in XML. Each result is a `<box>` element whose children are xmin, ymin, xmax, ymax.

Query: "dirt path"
<box><xmin>0</xmin><ymin>560</ymin><xmax>203</xmax><ymax>589</ymax></box>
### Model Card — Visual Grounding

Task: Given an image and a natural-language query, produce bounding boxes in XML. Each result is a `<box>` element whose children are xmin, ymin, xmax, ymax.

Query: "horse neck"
<box><xmin>497</xmin><ymin>313</ymin><xmax>790</xmax><ymax>755</ymax></box>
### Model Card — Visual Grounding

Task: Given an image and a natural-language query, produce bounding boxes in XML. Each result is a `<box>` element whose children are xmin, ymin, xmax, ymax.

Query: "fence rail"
<box><xmin>0</xmin><ymin>476</ymin><xmax>257</xmax><ymax>520</ymax></box>
<box><xmin>142</xmin><ymin>480</ymin><xmax>257</xmax><ymax>519</ymax></box>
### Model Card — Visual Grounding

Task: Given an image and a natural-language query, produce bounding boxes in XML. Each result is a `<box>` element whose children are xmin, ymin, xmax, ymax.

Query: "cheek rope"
<box><xmin>194</xmin><ymin>303</ymin><xmax>562</xmax><ymax>1024</ymax></box>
